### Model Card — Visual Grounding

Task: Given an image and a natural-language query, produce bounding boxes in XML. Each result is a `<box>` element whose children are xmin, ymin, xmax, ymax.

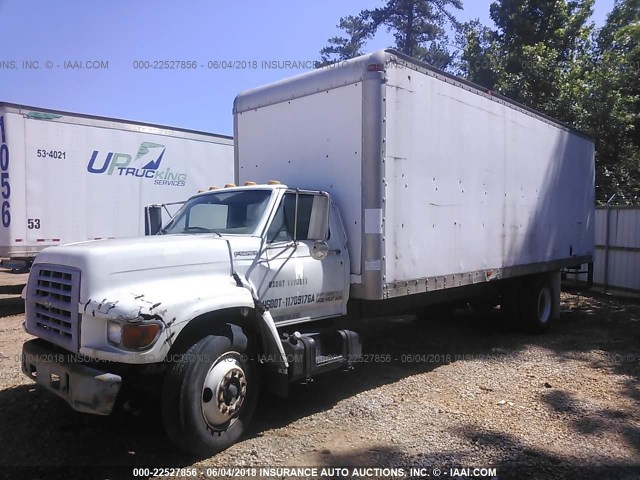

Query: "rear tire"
<box><xmin>519</xmin><ymin>276</ymin><xmax>554</xmax><ymax>334</ymax></box>
<box><xmin>161</xmin><ymin>325</ymin><xmax>259</xmax><ymax>457</ymax></box>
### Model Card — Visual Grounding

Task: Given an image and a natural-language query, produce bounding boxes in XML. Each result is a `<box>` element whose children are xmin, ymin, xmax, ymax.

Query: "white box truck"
<box><xmin>0</xmin><ymin>102</ymin><xmax>234</xmax><ymax>269</ymax></box>
<box><xmin>20</xmin><ymin>50</ymin><xmax>595</xmax><ymax>456</ymax></box>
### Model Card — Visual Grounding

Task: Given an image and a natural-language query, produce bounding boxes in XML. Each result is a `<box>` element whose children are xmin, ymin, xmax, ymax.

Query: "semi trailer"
<box><xmin>0</xmin><ymin>102</ymin><xmax>234</xmax><ymax>270</ymax></box>
<box><xmin>21</xmin><ymin>50</ymin><xmax>595</xmax><ymax>456</ymax></box>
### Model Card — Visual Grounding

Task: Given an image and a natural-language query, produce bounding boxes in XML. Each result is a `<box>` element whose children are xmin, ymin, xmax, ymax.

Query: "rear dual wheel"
<box><xmin>519</xmin><ymin>276</ymin><xmax>554</xmax><ymax>333</ymax></box>
<box><xmin>502</xmin><ymin>275</ymin><xmax>556</xmax><ymax>333</ymax></box>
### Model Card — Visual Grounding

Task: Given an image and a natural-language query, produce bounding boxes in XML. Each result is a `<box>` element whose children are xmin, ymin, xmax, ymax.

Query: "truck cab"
<box><xmin>160</xmin><ymin>183</ymin><xmax>351</xmax><ymax>323</ymax></box>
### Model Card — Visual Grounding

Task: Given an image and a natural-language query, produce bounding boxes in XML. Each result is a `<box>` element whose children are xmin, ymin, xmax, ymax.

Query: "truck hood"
<box><xmin>26</xmin><ymin>234</ymin><xmax>262</xmax><ymax>361</ymax></box>
<box><xmin>34</xmin><ymin>234</ymin><xmax>234</xmax><ymax>274</ymax></box>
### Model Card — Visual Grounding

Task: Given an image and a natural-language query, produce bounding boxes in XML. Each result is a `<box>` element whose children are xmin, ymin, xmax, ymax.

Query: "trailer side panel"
<box><xmin>0</xmin><ymin>104</ymin><xmax>234</xmax><ymax>258</ymax></box>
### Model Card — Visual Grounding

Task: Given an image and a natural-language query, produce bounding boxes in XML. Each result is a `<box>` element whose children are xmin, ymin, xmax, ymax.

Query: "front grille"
<box><xmin>26</xmin><ymin>265</ymin><xmax>81</xmax><ymax>352</ymax></box>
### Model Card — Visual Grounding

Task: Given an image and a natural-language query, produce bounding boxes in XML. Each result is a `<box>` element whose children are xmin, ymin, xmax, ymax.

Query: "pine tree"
<box><xmin>319</xmin><ymin>0</ymin><xmax>463</xmax><ymax>69</ymax></box>
<box><xmin>586</xmin><ymin>0</ymin><xmax>640</xmax><ymax>202</ymax></box>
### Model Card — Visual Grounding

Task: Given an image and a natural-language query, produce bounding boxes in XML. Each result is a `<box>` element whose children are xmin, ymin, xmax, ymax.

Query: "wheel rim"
<box><xmin>201</xmin><ymin>352</ymin><xmax>247</xmax><ymax>429</ymax></box>
<box><xmin>537</xmin><ymin>287</ymin><xmax>552</xmax><ymax>324</ymax></box>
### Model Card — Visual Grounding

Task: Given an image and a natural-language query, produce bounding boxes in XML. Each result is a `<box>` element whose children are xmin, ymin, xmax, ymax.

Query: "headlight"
<box><xmin>107</xmin><ymin>321</ymin><xmax>161</xmax><ymax>350</ymax></box>
<box><xmin>107</xmin><ymin>322</ymin><xmax>122</xmax><ymax>344</ymax></box>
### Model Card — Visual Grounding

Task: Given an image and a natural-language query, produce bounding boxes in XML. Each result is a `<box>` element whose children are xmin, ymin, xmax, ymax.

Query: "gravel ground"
<box><xmin>0</xmin><ymin>271</ymin><xmax>638</xmax><ymax>480</ymax></box>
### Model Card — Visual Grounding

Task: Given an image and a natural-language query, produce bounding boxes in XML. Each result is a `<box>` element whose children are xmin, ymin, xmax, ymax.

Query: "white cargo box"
<box><xmin>0</xmin><ymin>103</ymin><xmax>234</xmax><ymax>260</ymax></box>
<box><xmin>234</xmin><ymin>50</ymin><xmax>595</xmax><ymax>300</ymax></box>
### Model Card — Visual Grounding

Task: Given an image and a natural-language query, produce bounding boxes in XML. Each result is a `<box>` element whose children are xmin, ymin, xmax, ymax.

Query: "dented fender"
<box><xmin>77</xmin><ymin>278</ymin><xmax>255</xmax><ymax>364</ymax></box>
<box><xmin>82</xmin><ymin>293</ymin><xmax>167</xmax><ymax>323</ymax></box>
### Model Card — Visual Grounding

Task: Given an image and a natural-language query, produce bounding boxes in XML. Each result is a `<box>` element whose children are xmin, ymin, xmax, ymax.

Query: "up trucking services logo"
<box><xmin>87</xmin><ymin>142</ymin><xmax>187</xmax><ymax>186</ymax></box>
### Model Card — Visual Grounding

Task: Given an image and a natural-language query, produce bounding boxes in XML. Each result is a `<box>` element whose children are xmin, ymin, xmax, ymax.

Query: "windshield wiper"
<box><xmin>181</xmin><ymin>226</ymin><xmax>222</xmax><ymax>237</ymax></box>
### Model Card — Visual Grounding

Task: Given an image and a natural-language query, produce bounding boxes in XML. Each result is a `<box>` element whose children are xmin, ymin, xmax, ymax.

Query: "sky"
<box><xmin>0</xmin><ymin>0</ymin><xmax>615</xmax><ymax>136</ymax></box>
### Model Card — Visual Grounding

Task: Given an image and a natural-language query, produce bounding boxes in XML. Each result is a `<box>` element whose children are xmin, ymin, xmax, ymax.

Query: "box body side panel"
<box><xmin>384</xmin><ymin>66</ymin><xmax>595</xmax><ymax>284</ymax></box>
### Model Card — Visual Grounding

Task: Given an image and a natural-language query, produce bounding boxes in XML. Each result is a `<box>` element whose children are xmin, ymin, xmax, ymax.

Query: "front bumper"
<box><xmin>21</xmin><ymin>339</ymin><xmax>122</xmax><ymax>415</ymax></box>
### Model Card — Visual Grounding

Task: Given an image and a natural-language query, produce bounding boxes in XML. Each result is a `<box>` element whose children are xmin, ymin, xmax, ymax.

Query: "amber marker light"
<box><xmin>108</xmin><ymin>321</ymin><xmax>162</xmax><ymax>350</ymax></box>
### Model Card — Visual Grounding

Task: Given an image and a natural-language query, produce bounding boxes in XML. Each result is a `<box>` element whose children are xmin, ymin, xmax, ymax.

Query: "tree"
<box><xmin>473</xmin><ymin>0</ymin><xmax>594</xmax><ymax>121</ymax></box>
<box><xmin>585</xmin><ymin>0</ymin><xmax>640</xmax><ymax>202</ymax></box>
<box><xmin>319</xmin><ymin>14</ymin><xmax>376</xmax><ymax>65</ymax></box>
<box><xmin>456</xmin><ymin>19</ymin><xmax>499</xmax><ymax>89</ymax></box>
<box><xmin>459</xmin><ymin>1</ymin><xmax>595</xmax><ymax>105</ymax></box>
<box><xmin>319</xmin><ymin>0</ymin><xmax>463</xmax><ymax>69</ymax></box>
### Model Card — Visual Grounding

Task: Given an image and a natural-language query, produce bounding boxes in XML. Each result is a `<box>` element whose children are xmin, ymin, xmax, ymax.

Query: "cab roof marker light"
<box><xmin>244</xmin><ymin>181</ymin><xmax>257</xmax><ymax>186</ymax></box>
<box><xmin>267</xmin><ymin>180</ymin><xmax>281</xmax><ymax>185</ymax></box>
<box><xmin>224</xmin><ymin>183</ymin><xmax>236</xmax><ymax>188</ymax></box>
<box><xmin>208</xmin><ymin>186</ymin><xmax>220</xmax><ymax>190</ymax></box>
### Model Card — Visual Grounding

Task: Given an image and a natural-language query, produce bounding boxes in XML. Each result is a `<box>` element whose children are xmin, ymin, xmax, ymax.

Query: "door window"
<box><xmin>267</xmin><ymin>193</ymin><xmax>315</xmax><ymax>242</ymax></box>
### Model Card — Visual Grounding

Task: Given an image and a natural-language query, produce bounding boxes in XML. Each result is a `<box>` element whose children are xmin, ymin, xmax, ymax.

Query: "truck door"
<box><xmin>261</xmin><ymin>191</ymin><xmax>347</xmax><ymax>323</ymax></box>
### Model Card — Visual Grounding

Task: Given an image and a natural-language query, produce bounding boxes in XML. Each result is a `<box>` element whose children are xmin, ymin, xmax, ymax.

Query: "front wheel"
<box><xmin>161</xmin><ymin>326</ymin><xmax>259</xmax><ymax>456</ymax></box>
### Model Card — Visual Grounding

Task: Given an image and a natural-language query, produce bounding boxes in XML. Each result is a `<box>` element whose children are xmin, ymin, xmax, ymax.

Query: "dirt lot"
<box><xmin>0</xmin><ymin>271</ymin><xmax>639</xmax><ymax>480</ymax></box>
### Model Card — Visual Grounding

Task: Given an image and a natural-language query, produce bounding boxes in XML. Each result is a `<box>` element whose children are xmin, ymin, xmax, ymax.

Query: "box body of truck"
<box><xmin>0</xmin><ymin>102</ymin><xmax>234</xmax><ymax>266</ymax></box>
<box><xmin>233</xmin><ymin>50</ymin><xmax>595</xmax><ymax>301</ymax></box>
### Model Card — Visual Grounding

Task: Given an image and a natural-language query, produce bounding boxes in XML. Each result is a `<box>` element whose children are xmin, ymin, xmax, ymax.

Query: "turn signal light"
<box><xmin>122</xmin><ymin>323</ymin><xmax>161</xmax><ymax>349</ymax></box>
<box><xmin>108</xmin><ymin>321</ymin><xmax>161</xmax><ymax>350</ymax></box>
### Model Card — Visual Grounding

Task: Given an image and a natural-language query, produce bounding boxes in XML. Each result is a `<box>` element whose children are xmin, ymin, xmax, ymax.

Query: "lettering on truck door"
<box><xmin>262</xmin><ymin>192</ymin><xmax>345</xmax><ymax>322</ymax></box>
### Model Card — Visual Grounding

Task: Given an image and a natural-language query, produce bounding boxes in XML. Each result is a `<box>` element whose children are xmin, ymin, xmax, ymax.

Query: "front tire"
<box><xmin>162</xmin><ymin>326</ymin><xmax>259</xmax><ymax>456</ymax></box>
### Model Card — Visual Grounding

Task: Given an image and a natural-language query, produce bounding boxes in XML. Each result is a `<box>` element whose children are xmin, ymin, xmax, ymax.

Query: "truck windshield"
<box><xmin>162</xmin><ymin>190</ymin><xmax>272</xmax><ymax>235</ymax></box>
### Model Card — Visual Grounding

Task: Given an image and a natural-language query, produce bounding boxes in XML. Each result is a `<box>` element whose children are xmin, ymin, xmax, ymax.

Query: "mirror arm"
<box><xmin>265</xmin><ymin>240</ymin><xmax>296</xmax><ymax>251</ymax></box>
<box><xmin>293</xmin><ymin>192</ymin><xmax>299</xmax><ymax>241</ymax></box>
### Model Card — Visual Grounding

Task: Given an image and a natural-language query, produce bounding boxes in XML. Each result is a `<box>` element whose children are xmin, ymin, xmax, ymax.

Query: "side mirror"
<box><xmin>306</xmin><ymin>194</ymin><xmax>330</xmax><ymax>241</ymax></box>
<box><xmin>311</xmin><ymin>240</ymin><xmax>329</xmax><ymax>260</ymax></box>
<box><xmin>145</xmin><ymin>205</ymin><xmax>163</xmax><ymax>235</ymax></box>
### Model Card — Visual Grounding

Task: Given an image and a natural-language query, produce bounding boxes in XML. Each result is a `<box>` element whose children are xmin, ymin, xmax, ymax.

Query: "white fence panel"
<box><xmin>585</xmin><ymin>206</ymin><xmax>640</xmax><ymax>295</ymax></box>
